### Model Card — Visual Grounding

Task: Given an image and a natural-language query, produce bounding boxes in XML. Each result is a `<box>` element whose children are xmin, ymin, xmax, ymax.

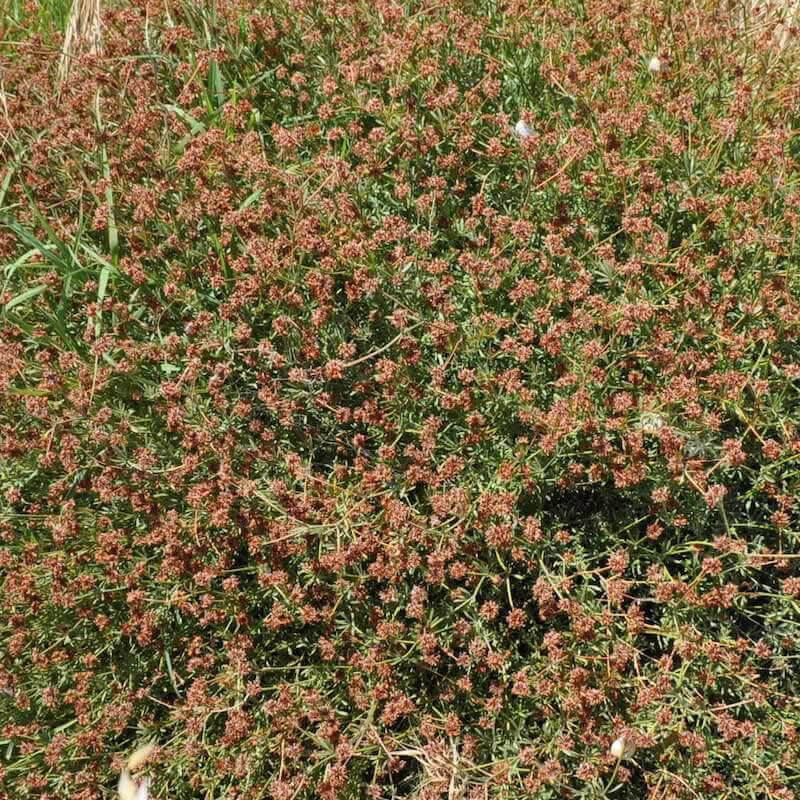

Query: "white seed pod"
<box><xmin>647</xmin><ymin>55</ymin><xmax>662</xmax><ymax>74</ymax></box>
<box><xmin>513</xmin><ymin>119</ymin><xmax>534</xmax><ymax>140</ymax></box>
<box><xmin>127</xmin><ymin>742</ymin><xmax>155</xmax><ymax>772</ymax></box>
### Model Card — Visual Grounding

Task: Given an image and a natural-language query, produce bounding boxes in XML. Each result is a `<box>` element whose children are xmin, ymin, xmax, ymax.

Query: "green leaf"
<box><xmin>208</xmin><ymin>57</ymin><xmax>226</xmax><ymax>110</ymax></box>
<box><xmin>2</xmin><ymin>247</ymin><xmax>39</xmax><ymax>290</ymax></box>
<box><xmin>0</xmin><ymin>163</ymin><xmax>16</xmax><ymax>210</ymax></box>
<box><xmin>102</xmin><ymin>145</ymin><xmax>119</xmax><ymax>265</ymax></box>
<box><xmin>164</xmin><ymin>103</ymin><xmax>206</xmax><ymax>135</ymax></box>
<box><xmin>95</xmin><ymin>265</ymin><xmax>111</xmax><ymax>336</ymax></box>
<box><xmin>97</xmin><ymin>265</ymin><xmax>111</xmax><ymax>303</ymax></box>
<box><xmin>238</xmin><ymin>189</ymin><xmax>262</xmax><ymax>211</ymax></box>
<box><xmin>4</xmin><ymin>283</ymin><xmax>46</xmax><ymax>312</ymax></box>
<box><xmin>0</xmin><ymin>216</ymin><xmax>71</xmax><ymax>272</ymax></box>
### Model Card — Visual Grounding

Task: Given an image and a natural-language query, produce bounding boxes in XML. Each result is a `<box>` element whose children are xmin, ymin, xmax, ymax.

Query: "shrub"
<box><xmin>1</xmin><ymin>1</ymin><xmax>800</xmax><ymax>798</ymax></box>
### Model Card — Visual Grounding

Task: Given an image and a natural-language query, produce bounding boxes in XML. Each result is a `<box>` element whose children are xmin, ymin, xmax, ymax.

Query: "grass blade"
<box><xmin>4</xmin><ymin>283</ymin><xmax>45</xmax><ymax>312</ymax></box>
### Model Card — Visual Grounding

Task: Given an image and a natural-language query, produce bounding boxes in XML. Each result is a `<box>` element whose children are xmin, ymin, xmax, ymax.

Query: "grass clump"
<box><xmin>2</xmin><ymin>1</ymin><xmax>800</xmax><ymax>799</ymax></box>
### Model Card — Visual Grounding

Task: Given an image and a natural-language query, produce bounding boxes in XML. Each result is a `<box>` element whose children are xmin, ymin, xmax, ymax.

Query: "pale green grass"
<box><xmin>1</xmin><ymin>0</ymin><xmax>73</xmax><ymax>36</ymax></box>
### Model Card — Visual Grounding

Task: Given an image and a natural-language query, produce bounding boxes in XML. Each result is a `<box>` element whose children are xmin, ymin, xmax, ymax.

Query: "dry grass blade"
<box><xmin>57</xmin><ymin>0</ymin><xmax>102</xmax><ymax>88</ymax></box>
<box><xmin>380</xmin><ymin>735</ymin><xmax>483</xmax><ymax>800</ymax></box>
<box><xmin>729</xmin><ymin>0</ymin><xmax>800</xmax><ymax>51</ymax></box>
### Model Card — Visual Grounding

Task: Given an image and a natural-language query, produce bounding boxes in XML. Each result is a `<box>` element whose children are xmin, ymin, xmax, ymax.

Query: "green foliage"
<box><xmin>1</xmin><ymin>1</ymin><xmax>800</xmax><ymax>799</ymax></box>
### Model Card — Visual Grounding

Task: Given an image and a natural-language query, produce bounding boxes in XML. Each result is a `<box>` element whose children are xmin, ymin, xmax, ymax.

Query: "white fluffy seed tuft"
<box><xmin>118</xmin><ymin>771</ymin><xmax>138</xmax><ymax>800</ymax></box>
<box><xmin>127</xmin><ymin>742</ymin><xmax>155</xmax><ymax>772</ymax></box>
<box><xmin>648</xmin><ymin>55</ymin><xmax>662</xmax><ymax>74</ymax></box>
<box><xmin>119</xmin><ymin>743</ymin><xmax>154</xmax><ymax>800</ymax></box>
<box><xmin>513</xmin><ymin>119</ymin><xmax>534</xmax><ymax>140</ymax></box>
<box><xmin>610</xmin><ymin>735</ymin><xmax>635</xmax><ymax>760</ymax></box>
<box><xmin>118</xmin><ymin>772</ymin><xmax>150</xmax><ymax>800</ymax></box>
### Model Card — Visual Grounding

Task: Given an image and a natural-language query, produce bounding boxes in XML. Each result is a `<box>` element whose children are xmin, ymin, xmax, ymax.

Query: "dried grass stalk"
<box><xmin>57</xmin><ymin>0</ymin><xmax>102</xmax><ymax>88</ymax></box>
<box><xmin>730</xmin><ymin>0</ymin><xmax>800</xmax><ymax>51</ymax></box>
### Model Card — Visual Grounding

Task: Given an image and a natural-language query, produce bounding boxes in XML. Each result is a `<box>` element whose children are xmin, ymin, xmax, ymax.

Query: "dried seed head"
<box><xmin>647</xmin><ymin>55</ymin><xmax>662</xmax><ymax>74</ymax></box>
<box><xmin>127</xmin><ymin>742</ymin><xmax>155</xmax><ymax>772</ymax></box>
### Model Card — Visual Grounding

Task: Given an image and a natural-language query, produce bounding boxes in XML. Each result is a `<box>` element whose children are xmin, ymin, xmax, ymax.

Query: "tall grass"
<box><xmin>1</xmin><ymin>0</ymin><xmax>73</xmax><ymax>38</ymax></box>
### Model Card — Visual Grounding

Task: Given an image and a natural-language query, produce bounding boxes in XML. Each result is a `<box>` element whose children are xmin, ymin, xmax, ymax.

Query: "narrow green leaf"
<box><xmin>97</xmin><ymin>266</ymin><xmax>111</xmax><ymax>303</ymax></box>
<box><xmin>15</xmin><ymin>187</ymin><xmax>77</xmax><ymax>269</ymax></box>
<box><xmin>238</xmin><ymin>189</ymin><xmax>261</xmax><ymax>211</ymax></box>
<box><xmin>0</xmin><ymin>217</ymin><xmax>69</xmax><ymax>272</ymax></box>
<box><xmin>4</xmin><ymin>283</ymin><xmax>45</xmax><ymax>312</ymax></box>
<box><xmin>164</xmin><ymin>103</ymin><xmax>206</xmax><ymax>135</ymax></box>
<box><xmin>210</xmin><ymin>58</ymin><xmax>225</xmax><ymax>109</ymax></box>
<box><xmin>78</xmin><ymin>241</ymin><xmax>114</xmax><ymax>269</ymax></box>
<box><xmin>2</xmin><ymin>247</ymin><xmax>39</xmax><ymax>286</ymax></box>
<box><xmin>95</xmin><ymin>265</ymin><xmax>111</xmax><ymax>336</ymax></box>
<box><xmin>101</xmin><ymin>144</ymin><xmax>119</xmax><ymax>266</ymax></box>
<box><xmin>0</xmin><ymin>163</ymin><xmax>16</xmax><ymax>210</ymax></box>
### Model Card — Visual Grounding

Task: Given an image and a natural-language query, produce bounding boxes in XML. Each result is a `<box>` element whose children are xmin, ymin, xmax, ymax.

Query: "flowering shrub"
<box><xmin>2</xmin><ymin>0</ymin><xmax>800</xmax><ymax>798</ymax></box>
